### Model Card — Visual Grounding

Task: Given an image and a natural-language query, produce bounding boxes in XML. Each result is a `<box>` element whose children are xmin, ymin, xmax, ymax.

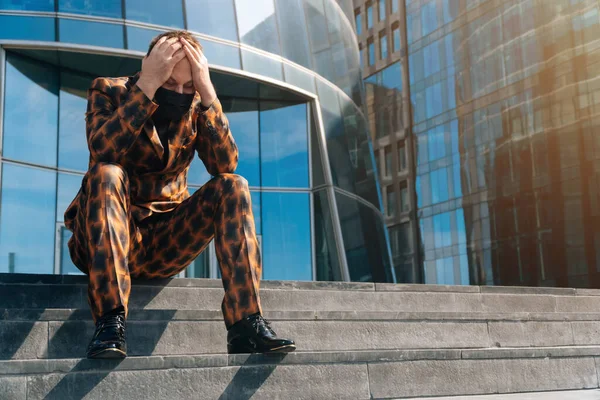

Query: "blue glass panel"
<box><xmin>185</xmin><ymin>0</ymin><xmax>238</xmax><ymax>42</ymax></box>
<box><xmin>0</xmin><ymin>15</ymin><xmax>55</xmax><ymax>41</ymax></box>
<box><xmin>125</xmin><ymin>0</ymin><xmax>183</xmax><ymax>28</ymax></box>
<box><xmin>58</xmin><ymin>0</ymin><xmax>121</xmax><ymax>17</ymax></box>
<box><xmin>284</xmin><ymin>64</ymin><xmax>316</xmax><ymax>94</ymax></box>
<box><xmin>251</xmin><ymin>191</ymin><xmax>261</xmax><ymax>234</ymax></box>
<box><xmin>59</xmin><ymin>19</ymin><xmax>124</xmax><ymax>48</ymax></box>
<box><xmin>368</xmin><ymin>42</ymin><xmax>375</xmax><ymax>65</ymax></box>
<box><xmin>3</xmin><ymin>53</ymin><xmax>58</xmax><ymax>167</ymax></box>
<box><xmin>0</xmin><ymin>164</ymin><xmax>57</xmax><ymax>274</ymax></box>
<box><xmin>367</xmin><ymin>4</ymin><xmax>373</xmax><ymax>28</ymax></box>
<box><xmin>228</xmin><ymin>101</ymin><xmax>260</xmax><ymax>187</ymax></box>
<box><xmin>276</xmin><ymin>0</ymin><xmax>311</xmax><ymax>68</ymax></box>
<box><xmin>314</xmin><ymin>190</ymin><xmax>342</xmax><ymax>281</ymax></box>
<box><xmin>187</xmin><ymin>158</ymin><xmax>212</xmax><ymax>187</ymax></box>
<box><xmin>381</xmin><ymin>61</ymin><xmax>401</xmax><ymax>90</ymax></box>
<box><xmin>60</xmin><ymin>227</ymin><xmax>83</xmax><ymax>274</ymax></box>
<box><xmin>421</xmin><ymin>0</ymin><xmax>437</xmax><ymax>37</ymax></box>
<box><xmin>127</xmin><ymin>26</ymin><xmax>164</xmax><ymax>53</ymax></box>
<box><xmin>0</xmin><ymin>0</ymin><xmax>53</xmax><ymax>11</ymax></box>
<box><xmin>336</xmin><ymin>192</ymin><xmax>394</xmax><ymax>282</ymax></box>
<box><xmin>262</xmin><ymin>192</ymin><xmax>312</xmax><ymax>280</ymax></box>
<box><xmin>57</xmin><ymin>173</ymin><xmax>82</xmax><ymax>223</ymax></box>
<box><xmin>235</xmin><ymin>0</ymin><xmax>280</xmax><ymax>55</ymax></box>
<box><xmin>260</xmin><ymin>102</ymin><xmax>309</xmax><ymax>188</ymax></box>
<box><xmin>59</xmin><ymin>72</ymin><xmax>90</xmax><ymax>171</ymax></box>
<box><xmin>355</xmin><ymin>12</ymin><xmax>362</xmax><ymax>35</ymax></box>
<box><xmin>199</xmin><ymin>39</ymin><xmax>241</xmax><ymax>69</ymax></box>
<box><xmin>241</xmin><ymin>49</ymin><xmax>282</xmax><ymax>81</ymax></box>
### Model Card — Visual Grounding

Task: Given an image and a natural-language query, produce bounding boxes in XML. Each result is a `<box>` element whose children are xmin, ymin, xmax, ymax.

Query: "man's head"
<box><xmin>147</xmin><ymin>30</ymin><xmax>202</xmax><ymax>95</ymax></box>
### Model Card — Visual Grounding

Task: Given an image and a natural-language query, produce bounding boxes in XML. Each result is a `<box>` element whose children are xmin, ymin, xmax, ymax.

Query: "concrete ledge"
<box><xmin>6</xmin><ymin>309</ymin><xmax>600</xmax><ymax>322</ymax></box>
<box><xmin>368</xmin><ymin>357</ymin><xmax>598</xmax><ymax>398</ymax></box>
<box><xmin>5</xmin><ymin>346</ymin><xmax>600</xmax><ymax>376</ymax></box>
<box><xmin>3</xmin><ymin>349</ymin><xmax>600</xmax><ymax>400</ymax></box>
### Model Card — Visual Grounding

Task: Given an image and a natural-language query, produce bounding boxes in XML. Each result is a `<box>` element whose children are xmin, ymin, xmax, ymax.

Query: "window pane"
<box><xmin>199</xmin><ymin>39</ymin><xmax>242</xmax><ymax>70</ymax></box>
<box><xmin>228</xmin><ymin>99</ymin><xmax>260</xmax><ymax>187</ymax></box>
<box><xmin>186</xmin><ymin>246</ymin><xmax>210</xmax><ymax>278</ymax></box>
<box><xmin>398</xmin><ymin>145</ymin><xmax>406</xmax><ymax>171</ymax></box>
<box><xmin>400</xmin><ymin>186</ymin><xmax>409</xmax><ymax>212</ymax></box>
<box><xmin>59</xmin><ymin>72</ymin><xmax>90</xmax><ymax>171</ymax></box>
<box><xmin>3</xmin><ymin>53</ymin><xmax>58</xmax><ymax>167</ymax></box>
<box><xmin>0</xmin><ymin>15</ymin><xmax>55</xmax><ymax>41</ymax></box>
<box><xmin>368</xmin><ymin>42</ymin><xmax>375</xmax><ymax>65</ymax></box>
<box><xmin>127</xmin><ymin>26</ymin><xmax>163</xmax><ymax>52</ymax></box>
<box><xmin>367</xmin><ymin>4</ymin><xmax>373</xmax><ymax>28</ymax></box>
<box><xmin>59</xmin><ymin>19</ymin><xmax>124</xmax><ymax>48</ymax></box>
<box><xmin>314</xmin><ymin>190</ymin><xmax>342</xmax><ymax>281</ymax></box>
<box><xmin>260</xmin><ymin>102</ymin><xmax>309</xmax><ymax>188</ymax></box>
<box><xmin>125</xmin><ymin>0</ymin><xmax>184</xmax><ymax>28</ymax></box>
<box><xmin>60</xmin><ymin>227</ymin><xmax>83</xmax><ymax>275</ymax></box>
<box><xmin>56</xmin><ymin>173</ymin><xmax>83</xmax><ymax>223</ymax></box>
<box><xmin>275</xmin><ymin>0</ymin><xmax>311</xmax><ymax>68</ymax></box>
<box><xmin>235</xmin><ymin>0</ymin><xmax>280</xmax><ymax>55</ymax></box>
<box><xmin>380</xmin><ymin>34</ymin><xmax>387</xmax><ymax>59</ymax></box>
<box><xmin>284</xmin><ymin>64</ymin><xmax>316</xmax><ymax>94</ymax></box>
<box><xmin>384</xmin><ymin>146</ymin><xmax>392</xmax><ymax>177</ymax></box>
<box><xmin>355</xmin><ymin>11</ymin><xmax>362</xmax><ymax>35</ymax></box>
<box><xmin>336</xmin><ymin>192</ymin><xmax>393</xmax><ymax>282</ymax></box>
<box><xmin>262</xmin><ymin>192</ymin><xmax>312</xmax><ymax>280</ymax></box>
<box><xmin>386</xmin><ymin>186</ymin><xmax>396</xmax><ymax>216</ymax></box>
<box><xmin>58</xmin><ymin>0</ymin><xmax>122</xmax><ymax>18</ymax></box>
<box><xmin>392</xmin><ymin>0</ymin><xmax>398</xmax><ymax>13</ymax></box>
<box><xmin>0</xmin><ymin>0</ymin><xmax>53</xmax><ymax>11</ymax></box>
<box><xmin>393</xmin><ymin>27</ymin><xmax>401</xmax><ymax>52</ymax></box>
<box><xmin>185</xmin><ymin>0</ymin><xmax>238</xmax><ymax>42</ymax></box>
<box><xmin>379</xmin><ymin>0</ymin><xmax>385</xmax><ymax>21</ymax></box>
<box><xmin>251</xmin><ymin>191</ymin><xmax>262</xmax><ymax>234</ymax></box>
<box><xmin>241</xmin><ymin>49</ymin><xmax>283</xmax><ymax>80</ymax></box>
<box><xmin>0</xmin><ymin>164</ymin><xmax>57</xmax><ymax>274</ymax></box>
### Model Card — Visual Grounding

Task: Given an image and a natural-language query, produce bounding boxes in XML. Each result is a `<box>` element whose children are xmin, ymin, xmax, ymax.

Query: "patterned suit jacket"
<box><xmin>64</xmin><ymin>73</ymin><xmax>238</xmax><ymax>229</ymax></box>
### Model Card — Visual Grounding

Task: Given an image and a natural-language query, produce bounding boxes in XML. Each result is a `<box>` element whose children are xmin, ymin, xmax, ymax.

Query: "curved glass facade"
<box><xmin>407</xmin><ymin>0</ymin><xmax>600</xmax><ymax>288</ymax></box>
<box><xmin>0</xmin><ymin>0</ymin><xmax>392</xmax><ymax>282</ymax></box>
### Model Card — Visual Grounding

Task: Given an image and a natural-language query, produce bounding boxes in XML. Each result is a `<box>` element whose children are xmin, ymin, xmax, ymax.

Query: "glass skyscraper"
<box><xmin>0</xmin><ymin>0</ymin><xmax>393</xmax><ymax>283</ymax></box>
<box><xmin>357</xmin><ymin>0</ymin><xmax>600</xmax><ymax>288</ymax></box>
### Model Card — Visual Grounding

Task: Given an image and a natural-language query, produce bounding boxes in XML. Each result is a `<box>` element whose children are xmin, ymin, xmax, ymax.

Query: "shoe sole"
<box><xmin>228</xmin><ymin>344</ymin><xmax>297</xmax><ymax>354</ymax></box>
<box><xmin>87</xmin><ymin>348</ymin><xmax>127</xmax><ymax>359</ymax></box>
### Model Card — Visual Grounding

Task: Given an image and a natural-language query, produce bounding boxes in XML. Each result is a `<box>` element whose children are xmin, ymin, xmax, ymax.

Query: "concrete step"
<box><xmin>410</xmin><ymin>389</ymin><xmax>600</xmax><ymax>399</ymax></box>
<box><xmin>3</xmin><ymin>274</ymin><xmax>600</xmax><ymax>314</ymax></box>
<box><xmin>2</xmin><ymin>346</ymin><xmax>600</xmax><ymax>399</ymax></box>
<box><xmin>3</xmin><ymin>308</ymin><xmax>600</xmax><ymax>360</ymax></box>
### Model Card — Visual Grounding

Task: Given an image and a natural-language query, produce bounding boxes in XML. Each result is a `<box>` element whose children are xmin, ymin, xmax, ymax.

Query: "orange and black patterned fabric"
<box><xmin>64</xmin><ymin>74</ymin><xmax>262</xmax><ymax>328</ymax></box>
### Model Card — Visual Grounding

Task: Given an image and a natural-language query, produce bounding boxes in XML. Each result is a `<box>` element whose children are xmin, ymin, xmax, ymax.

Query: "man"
<box><xmin>64</xmin><ymin>30</ymin><xmax>296</xmax><ymax>359</ymax></box>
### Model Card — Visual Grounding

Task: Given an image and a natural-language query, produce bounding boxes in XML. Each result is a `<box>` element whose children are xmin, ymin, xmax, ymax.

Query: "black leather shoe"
<box><xmin>86</xmin><ymin>313</ymin><xmax>127</xmax><ymax>359</ymax></box>
<box><xmin>227</xmin><ymin>313</ymin><xmax>296</xmax><ymax>354</ymax></box>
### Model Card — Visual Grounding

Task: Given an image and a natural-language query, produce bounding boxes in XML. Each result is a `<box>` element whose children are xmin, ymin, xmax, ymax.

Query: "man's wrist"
<box><xmin>136</xmin><ymin>76</ymin><xmax>160</xmax><ymax>100</ymax></box>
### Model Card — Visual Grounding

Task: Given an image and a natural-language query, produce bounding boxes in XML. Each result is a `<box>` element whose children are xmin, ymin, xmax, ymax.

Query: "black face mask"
<box><xmin>152</xmin><ymin>87</ymin><xmax>195</xmax><ymax>125</ymax></box>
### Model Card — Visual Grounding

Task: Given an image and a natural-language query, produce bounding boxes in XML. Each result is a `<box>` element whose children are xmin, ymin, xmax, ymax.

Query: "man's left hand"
<box><xmin>181</xmin><ymin>38</ymin><xmax>217</xmax><ymax>108</ymax></box>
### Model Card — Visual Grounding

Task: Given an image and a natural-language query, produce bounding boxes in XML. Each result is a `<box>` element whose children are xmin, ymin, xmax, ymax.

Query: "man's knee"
<box><xmin>87</xmin><ymin>163</ymin><xmax>129</xmax><ymax>192</ymax></box>
<box><xmin>211</xmin><ymin>173</ymin><xmax>249</xmax><ymax>193</ymax></box>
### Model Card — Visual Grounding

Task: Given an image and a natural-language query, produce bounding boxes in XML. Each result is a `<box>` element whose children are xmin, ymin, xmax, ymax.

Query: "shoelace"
<box><xmin>252</xmin><ymin>315</ymin><xmax>276</xmax><ymax>336</ymax></box>
<box><xmin>96</xmin><ymin>315</ymin><xmax>126</xmax><ymax>340</ymax></box>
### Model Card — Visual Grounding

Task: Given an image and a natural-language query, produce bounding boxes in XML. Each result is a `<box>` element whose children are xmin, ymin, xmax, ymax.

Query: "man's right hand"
<box><xmin>136</xmin><ymin>37</ymin><xmax>185</xmax><ymax>99</ymax></box>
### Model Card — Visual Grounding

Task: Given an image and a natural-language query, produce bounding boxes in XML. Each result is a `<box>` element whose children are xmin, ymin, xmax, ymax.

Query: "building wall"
<box><xmin>354</xmin><ymin>0</ymin><xmax>419</xmax><ymax>282</ymax></box>
<box><xmin>0</xmin><ymin>0</ymin><xmax>393</xmax><ymax>283</ymax></box>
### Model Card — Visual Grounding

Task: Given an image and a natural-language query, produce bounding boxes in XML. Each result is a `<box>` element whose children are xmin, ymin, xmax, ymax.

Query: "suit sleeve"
<box><xmin>194</xmin><ymin>98</ymin><xmax>239</xmax><ymax>175</ymax></box>
<box><xmin>85</xmin><ymin>77</ymin><xmax>158</xmax><ymax>164</ymax></box>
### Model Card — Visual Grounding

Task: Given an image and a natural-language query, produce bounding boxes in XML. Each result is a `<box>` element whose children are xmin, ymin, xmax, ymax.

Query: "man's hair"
<box><xmin>147</xmin><ymin>30</ymin><xmax>203</xmax><ymax>56</ymax></box>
